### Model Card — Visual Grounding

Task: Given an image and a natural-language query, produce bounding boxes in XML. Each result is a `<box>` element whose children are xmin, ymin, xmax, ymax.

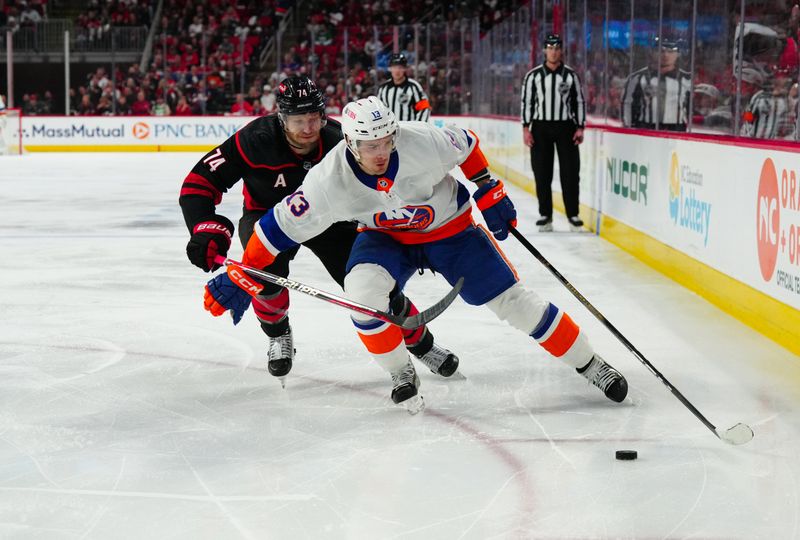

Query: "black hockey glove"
<box><xmin>186</xmin><ymin>215</ymin><xmax>235</xmax><ymax>272</ymax></box>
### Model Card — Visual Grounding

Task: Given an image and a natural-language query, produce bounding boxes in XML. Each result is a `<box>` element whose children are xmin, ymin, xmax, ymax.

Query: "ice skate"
<box><xmin>414</xmin><ymin>342</ymin><xmax>460</xmax><ymax>378</ymax></box>
<box><xmin>391</xmin><ymin>359</ymin><xmax>425</xmax><ymax>414</ymax></box>
<box><xmin>567</xmin><ymin>216</ymin><xmax>584</xmax><ymax>232</ymax></box>
<box><xmin>536</xmin><ymin>216</ymin><xmax>553</xmax><ymax>232</ymax></box>
<box><xmin>578</xmin><ymin>355</ymin><xmax>628</xmax><ymax>403</ymax></box>
<box><xmin>267</xmin><ymin>328</ymin><xmax>295</xmax><ymax>388</ymax></box>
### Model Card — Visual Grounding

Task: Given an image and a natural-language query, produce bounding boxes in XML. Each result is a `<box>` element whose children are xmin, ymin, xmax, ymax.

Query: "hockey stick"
<box><xmin>214</xmin><ymin>256</ymin><xmax>463</xmax><ymax>330</ymax></box>
<box><xmin>508</xmin><ymin>226</ymin><xmax>753</xmax><ymax>445</ymax></box>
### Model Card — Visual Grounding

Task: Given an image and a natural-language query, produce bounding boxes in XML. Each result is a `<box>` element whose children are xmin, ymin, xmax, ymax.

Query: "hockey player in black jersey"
<box><xmin>179</xmin><ymin>75</ymin><xmax>458</xmax><ymax>385</ymax></box>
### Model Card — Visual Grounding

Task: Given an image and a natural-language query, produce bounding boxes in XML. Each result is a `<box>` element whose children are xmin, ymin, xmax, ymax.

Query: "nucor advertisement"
<box><xmin>21</xmin><ymin>116</ymin><xmax>255</xmax><ymax>147</ymax></box>
<box><xmin>602</xmin><ymin>132</ymin><xmax>800</xmax><ymax>310</ymax></box>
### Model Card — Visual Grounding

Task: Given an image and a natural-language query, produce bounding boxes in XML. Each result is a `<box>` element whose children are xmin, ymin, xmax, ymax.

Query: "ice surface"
<box><xmin>1</xmin><ymin>153</ymin><xmax>798</xmax><ymax>539</ymax></box>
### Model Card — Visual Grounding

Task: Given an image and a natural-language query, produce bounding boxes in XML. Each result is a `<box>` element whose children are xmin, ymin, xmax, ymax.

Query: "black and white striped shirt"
<box><xmin>740</xmin><ymin>90</ymin><xmax>790</xmax><ymax>139</ymax></box>
<box><xmin>622</xmin><ymin>67</ymin><xmax>691</xmax><ymax>130</ymax></box>
<box><xmin>377</xmin><ymin>78</ymin><xmax>431</xmax><ymax>122</ymax></box>
<box><xmin>521</xmin><ymin>63</ymin><xmax>585</xmax><ymax>127</ymax></box>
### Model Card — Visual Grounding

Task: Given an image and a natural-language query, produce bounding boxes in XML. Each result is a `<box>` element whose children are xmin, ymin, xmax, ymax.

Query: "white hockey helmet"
<box><xmin>340</xmin><ymin>96</ymin><xmax>398</xmax><ymax>160</ymax></box>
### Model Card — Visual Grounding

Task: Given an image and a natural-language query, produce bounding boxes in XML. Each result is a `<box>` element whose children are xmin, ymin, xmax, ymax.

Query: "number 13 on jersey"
<box><xmin>286</xmin><ymin>191</ymin><xmax>310</xmax><ymax>217</ymax></box>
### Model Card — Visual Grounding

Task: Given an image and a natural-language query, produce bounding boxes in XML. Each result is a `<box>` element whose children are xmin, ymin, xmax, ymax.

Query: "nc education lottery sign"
<box><xmin>602</xmin><ymin>132</ymin><xmax>800</xmax><ymax>310</ymax></box>
<box><xmin>21</xmin><ymin>116</ymin><xmax>255</xmax><ymax>149</ymax></box>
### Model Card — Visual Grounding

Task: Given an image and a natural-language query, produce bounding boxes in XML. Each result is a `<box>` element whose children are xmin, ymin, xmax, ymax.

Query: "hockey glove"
<box><xmin>473</xmin><ymin>180</ymin><xmax>517</xmax><ymax>240</ymax></box>
<box><xmin>204</xmin><ymin>265</ymin><xmax>264</xmax><ymax>325</ymax></box>
<box><xmin>187</xmin><ymin>215</ymin><xmax>235</xmax><ymax>272</ymax></box>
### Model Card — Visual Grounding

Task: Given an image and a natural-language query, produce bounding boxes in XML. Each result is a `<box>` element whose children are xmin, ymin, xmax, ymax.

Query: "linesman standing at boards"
<box><xmin>378</xmin><ymin>53</ymin><xmax>432</xmax><ymax>122</ymax></box>
<box><xmin>521</xmin><ymin>33</ymin><xmax>586</xmax><ymax>232</ymax></box>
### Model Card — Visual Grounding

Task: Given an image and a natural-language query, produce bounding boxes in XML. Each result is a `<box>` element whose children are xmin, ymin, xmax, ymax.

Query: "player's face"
<box><xmin>357</xmin><ymin>134</ymin><xmax>395</xmax><ymax>175</ymax></box>
<box><xmin>284</xmin><ymin>112</ymin><xmax>323</xmax><ymax>147</ymax></box>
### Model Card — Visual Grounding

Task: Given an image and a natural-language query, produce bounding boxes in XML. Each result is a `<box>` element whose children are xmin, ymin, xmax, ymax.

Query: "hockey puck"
<box><xmin>615</xmin><ymin>450</ymin><xmax>638</xmax><ymax>461</ymax></box>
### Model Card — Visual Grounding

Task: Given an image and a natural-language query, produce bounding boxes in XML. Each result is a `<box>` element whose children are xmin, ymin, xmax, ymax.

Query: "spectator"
<box><xmin>692</xmin><ymin>83</ymin><xmax>731</xmax><ymax>131</ymax></box>
<box><xmin>77</xmin><ymin>94</ymin><xmax>96</xmax><ymax>115</ymax></box>
<box><xmin>174</xmin><ymin>95</ymin><xmax>193</xmax><ymax>116</ymax></box>
<box><xmin>230</xmin><ymin>93</ymin><xmax>253</xmax><ymax>115</ymax></box>
<box><xmin>117</xmin><ymin>95</ymin><xmax>131</xmax><ymax>115</ymax></box>
<box><xmin>96</xmin><ymin>95</ymin><xmax>113</xmax><ymax>115</ymax></box>
<box><xmin>153</xmin><ymin>96</ymin><xmax>171</xmax><ymax>116</ymax></box>
<box><xmin>260</xmin><ymin>84</ymin><xmax>277</xmax><ymax>113</ymax></box>
<box><xmin>131</xmin><ymin>91</ymin><xmax>152</xmax><ymax>115</ymax></box>
<box><xmin>20</xmin><ymin>4</ymin><xmax>43</xmax><ymax>26</ymax></box>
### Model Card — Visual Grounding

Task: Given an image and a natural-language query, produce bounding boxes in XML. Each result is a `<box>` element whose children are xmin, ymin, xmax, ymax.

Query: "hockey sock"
<box><xmin>253</xmin><ymin>289</ymin><xmax>290</xmax><ymax>331</ymax></box>
<box><xmin>389</xmin><ymin>293</ymin><xmax>430</xmax><ymax>351</ymax></box>
<box><xmin>530</xmin><ymin>303</ymin><xmax>593</xmax><ymax>368</ymax></box>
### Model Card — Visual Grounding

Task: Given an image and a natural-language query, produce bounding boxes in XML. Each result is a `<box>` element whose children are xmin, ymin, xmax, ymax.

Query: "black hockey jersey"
<box><xmin>179</xmin><ymin>114</ymin><xmax>343</xmax><ymax>230</ymax></box>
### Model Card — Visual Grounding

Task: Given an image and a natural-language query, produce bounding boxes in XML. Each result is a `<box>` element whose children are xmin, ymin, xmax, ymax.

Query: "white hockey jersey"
<box><xmin>253</xmin><ymin>121</ymin><xmax>485</xmax><ymax>257</ymax></box>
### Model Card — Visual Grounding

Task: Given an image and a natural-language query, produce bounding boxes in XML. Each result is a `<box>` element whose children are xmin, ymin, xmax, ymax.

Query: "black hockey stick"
<box><xmin>509</xmin><ymin>226</ymin><xmax>753</xmax><ymax>445</ymax></box>
<box><xmin>215</xmin><ymin>256</ymin><xmax>463</xmax><ymax>330</ymax></box>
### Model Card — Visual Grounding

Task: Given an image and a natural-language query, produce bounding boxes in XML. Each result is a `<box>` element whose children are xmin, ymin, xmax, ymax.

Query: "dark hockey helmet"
<box><xmin>276</xmin><ymin>75</ymin><xmax>326</xmax><ymax>116</ymax></box>
<box><xmin>652</xmin><ymin>35</ymin><xmax>681</xmax><ymax>51</ymax></box>
<box><xmin>388</xmin><ymin>53</ymin><xmax>408</xmax><ymax>66</ymax></box>
<box><xmin>544</xmin><ymin>33</ymin><xmax>563</xmax><ymax>47</ymax></box>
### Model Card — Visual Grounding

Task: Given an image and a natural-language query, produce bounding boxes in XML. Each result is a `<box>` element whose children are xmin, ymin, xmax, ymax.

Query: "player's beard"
<box><xmin>285</xmin><ymin>130</ymin><xmax>320</xmax><ymax>154</ymax></box>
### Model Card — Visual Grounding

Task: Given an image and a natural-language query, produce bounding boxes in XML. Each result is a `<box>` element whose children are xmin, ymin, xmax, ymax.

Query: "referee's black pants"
<box><xmin>529</xmin><ymin>120</ymin><xmax>580</xmax><ymax>219</ymax></box>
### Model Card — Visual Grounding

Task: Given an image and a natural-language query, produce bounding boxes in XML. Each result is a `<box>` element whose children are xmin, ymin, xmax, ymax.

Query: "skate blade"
<box><xmin>569</xmin><ymin>224</ymin><xmax>584</xmax><ymax>232</ymax></box>
<box><xmin>538</xmin><ymin>224</ymin><xmax>554</xmax><ymax>232</ymax></box>
<box><xmin>402</xmin><ymin>395</ymin><xmax>425</xmax><ymax>415</ymax></box>
<box><xmin>449</xmin><ymin>371</ymin><xmax>467</xmax><ymax>381</ymax></box>
<box><xmin>276</xmin><ymin>375</ymin><xmax>288</xmax><ymax>389</ymax></box>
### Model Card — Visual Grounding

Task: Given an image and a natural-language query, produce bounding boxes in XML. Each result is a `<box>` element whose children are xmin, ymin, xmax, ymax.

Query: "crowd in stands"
<box><xmin>1</xmin><ymin>0</ymin><xmax>48</xmax><ymax>29</ymax></box>
<box><xmin>74</xmin><ymin>0</ymin><xmax>155</xmax><ymax>44</ymax></box>
<box><xmin>8</xmin><ymin>0</ymin><xmax>800</xmax><ymax>141</ymax></box>
<box><xmin>53</xmin><ymin>0</ymin><xmax>289</xmax><ymax>116</ymax></box>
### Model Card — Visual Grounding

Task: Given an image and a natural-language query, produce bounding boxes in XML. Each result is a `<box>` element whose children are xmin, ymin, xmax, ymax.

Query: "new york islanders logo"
<box><xmin>373</xmin><ymin>206</ymin><xmax>435</xmax><ymax>230</ymax></box>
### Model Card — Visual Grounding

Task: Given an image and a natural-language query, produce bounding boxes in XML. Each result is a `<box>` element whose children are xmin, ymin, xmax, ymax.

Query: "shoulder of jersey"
<box><xmin>321</xmin><ymin>117</ymin><xmax>343</xmax><ymax>150</ymax></box>
<box><xmin>397</xmin><ymin>121</ymin><xmax>436</xmax><ymax>141</ymax></box>
<box><xmin>235</xmin><ymin>114</ymin><xmax>286</xmax><ymax>166</ymax></box>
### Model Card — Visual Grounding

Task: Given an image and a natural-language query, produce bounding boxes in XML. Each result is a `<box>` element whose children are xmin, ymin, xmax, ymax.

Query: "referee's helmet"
<box><xmin>544</xmin><ymin>33</ymin><xmax>562</xmax><ymax>46</ymax></box>
<box><xmin>388</xmin><ymin>53</ymin><xmax>408</xmax><ymax>66</ymax></box>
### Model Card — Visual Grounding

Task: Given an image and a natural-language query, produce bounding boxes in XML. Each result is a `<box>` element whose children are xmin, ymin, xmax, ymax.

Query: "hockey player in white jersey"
<box><xmin>204</xmin><ymin>96</ymin><xmax>628</xmax><ymax>412</ymax></box>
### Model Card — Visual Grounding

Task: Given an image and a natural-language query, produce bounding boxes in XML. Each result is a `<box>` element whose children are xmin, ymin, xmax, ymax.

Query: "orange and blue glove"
<box><xmin>204</xmin><ymin>265</ymin><xmax>264</xmax><ymax>325</ymax></box>
<box><xmin>473</xmin><ymin>180</ymin><xmax>517</xmax><ymax>240</ymax></box>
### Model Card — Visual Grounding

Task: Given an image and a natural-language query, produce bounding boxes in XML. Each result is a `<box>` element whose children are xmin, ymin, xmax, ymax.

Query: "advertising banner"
<box><xmin>21</xmin><ymin>116</ymin><xmax>255</xmax><ymax>151</ymax></box>
<box><xmin>602</xmin><ymin>132</ymin><xmax>800</xmax><ymax>310</ymax></box>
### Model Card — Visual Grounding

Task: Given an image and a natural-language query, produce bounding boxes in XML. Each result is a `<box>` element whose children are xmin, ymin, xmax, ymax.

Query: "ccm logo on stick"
<box><xmin>229</xmin><ymin>268</ymin><xmax>263</xmax><ymax>295</ymax></box>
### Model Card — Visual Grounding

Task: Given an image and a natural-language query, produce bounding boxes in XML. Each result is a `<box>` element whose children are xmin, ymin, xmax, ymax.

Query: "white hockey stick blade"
<box><xmin>717</xmin><ymin>423</ymin><xmax>754</xmax><ymax>445</ymax></box>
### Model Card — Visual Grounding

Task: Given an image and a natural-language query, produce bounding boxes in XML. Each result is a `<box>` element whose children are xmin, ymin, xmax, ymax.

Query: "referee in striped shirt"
<box><xmin>521</xmin><ymin>33</ymin><xmax>586</xmax><ymax>231</ymax></box>
<box><xmin>622</xmin><ymin>37</ymin><xmax>691</xmax><ymax>131</ymax></box>
<box><xmin>377</xmin><ymin>53</ymin><xmax>432</xmax><ymax>122</ymax></box>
